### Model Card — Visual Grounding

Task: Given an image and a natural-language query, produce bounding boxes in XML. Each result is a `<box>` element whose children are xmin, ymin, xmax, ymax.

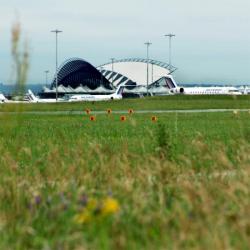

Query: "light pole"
<box><xmin>51</xmin><ymin>29</ymin><xmax>62</xmax><ymax>101</ymax></box>
<box><xmin>44</xmin><ymin>70</ymin><xmax>49</xmax><ymax>87</ymax></box>
<box><xmin>100</xmin><ymin>66</ymin><xmax>104</xmax><ymax>85</ymax></box>
<box><xmin>165</xmin><ymin>33</ymin><xmax>175</xmax><ymax>69</ymax></box>
<box><xmin>144</xmin><ymin>42</ymin><xmax>152</xmax><ymax>96</ymax></box>
<box><xmin>110</xmin><ymin>58</ymin><xmax>115</xmax><ymax>85</ymax></box>
<box><xmin>151</xmin><ymin>63</ymin><xmax>154</xmax><ymax>83</ymax></box>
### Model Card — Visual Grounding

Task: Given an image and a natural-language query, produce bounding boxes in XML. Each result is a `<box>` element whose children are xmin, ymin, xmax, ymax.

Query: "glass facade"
<box><xmin>51</xmin><ymin>58</ymin><xmax>112</xmax><ymax>90</ymax></box>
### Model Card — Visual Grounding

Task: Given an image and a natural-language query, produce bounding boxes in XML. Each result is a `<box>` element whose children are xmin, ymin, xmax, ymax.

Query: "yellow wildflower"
<box><xmin>73</xmin><ymin>197</ymin><xmax>120</xmax><ymax>224</ymax></box>
<box><xmin>101</xmin><ymin>197</ymin><xmax>120</xmax><ymax>216</ymax></box>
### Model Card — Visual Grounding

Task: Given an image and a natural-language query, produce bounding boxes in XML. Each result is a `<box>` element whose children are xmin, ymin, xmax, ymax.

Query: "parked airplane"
<box><xmin>177</xmin><ymin>86</ymin><xmax>241</xmax><ymax>95</ymax></box>
<box><xmin>166</xmin><ymin>76</ymin><xmax>242</xmax><ymax>95</ymax></box>
<box><xmin>238</xmin><ymin>86</ymin><xmax>250</xmax><ymax>95</ymax></box>
<box><xmin>0</xmin><ymin>92</ymin><xmax>47</xmax><ymax>103</ymax></box>
<box><xmin>1</xmin><ymin>85</ymin><xmax>125</xmax><ymax>104</ymax></box>
<box><xmin>28</xmin><ymin>90</ymin><xmax>65</xmax><ymax>103</ymax></box>
<box><xmin>68</xmin><ymin>85</ymin><xmax>125</xmax><ymax>102</ymax></box>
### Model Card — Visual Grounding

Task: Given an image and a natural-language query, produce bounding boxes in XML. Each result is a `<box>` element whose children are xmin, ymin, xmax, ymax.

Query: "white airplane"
<box><xmin>68</xmin><ymin>85</ymin><xmax>125</xmax><ymax>102</ymax></box>
<box><xmin>238</xmin><ymin>86</ymin><xmax>250</xmax><ymax>95</ymax></box>
<box><xmin>166</xmin><ymin>75</ymin><xmax>242</xmax><ymax>95</ymax></box>
<box><xmin>0</xmin><ymin>91</ymin><xmax>52</xmax><ymax>104</ymax></box>
<box><xmin>1</xmin><ymin>85</ymin><xmax>124</xmax><ymax>104</ymax></box>
<box><xmin>177</xmin><ymin>86</ymin><xmax>241</xmax><ymax>95</ymax></box>
<box><xmin>28</xmin><ymin>90</ymin><xmax>65</xmax><ymax>103</ymax></box>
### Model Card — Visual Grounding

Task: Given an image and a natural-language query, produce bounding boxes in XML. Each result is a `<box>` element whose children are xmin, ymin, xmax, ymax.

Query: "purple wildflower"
<box><xmin>34</xmin><ymin>195</ymin><xmax>42</xmax><ymax>206</ymax></box>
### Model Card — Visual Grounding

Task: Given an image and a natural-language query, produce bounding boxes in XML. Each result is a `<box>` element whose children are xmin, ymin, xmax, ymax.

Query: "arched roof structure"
<box><xmin>51</xmin><ymin>58</ymin><xmax>112</xmax><ymax>90</ymax></box>
<box><xmin>99</xmin><ymin>58</ymin><xmax>177</xmax><ymax>72</ymax></box>
<box><xmin>98</xmin><ymin>58</ymin><xmax>177</xmax><ymax>87</ymax></box>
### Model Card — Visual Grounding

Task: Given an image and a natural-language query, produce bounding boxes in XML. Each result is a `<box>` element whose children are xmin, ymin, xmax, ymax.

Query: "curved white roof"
<box><xmin>98</xmin><ymin>58</ymin><xmax>176</xmax><ymax>87</ymax></box>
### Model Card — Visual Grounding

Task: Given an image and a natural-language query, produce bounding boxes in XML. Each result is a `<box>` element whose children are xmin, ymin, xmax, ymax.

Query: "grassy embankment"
<box><xmin>0</xmin><ymin>94</ymin><xmax>250</xmax><ymax>112</ymax></box>
<box><xmin>0</xmin><ymin>106</ymin><xmax>250</xmax><ymax>249</ymax></box>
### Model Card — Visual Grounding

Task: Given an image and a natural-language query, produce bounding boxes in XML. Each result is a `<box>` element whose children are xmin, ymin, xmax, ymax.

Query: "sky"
<box><xmin>0</xmin><ymin>0</ymin><xmax>250</xmax><ymax>85</ymax></box>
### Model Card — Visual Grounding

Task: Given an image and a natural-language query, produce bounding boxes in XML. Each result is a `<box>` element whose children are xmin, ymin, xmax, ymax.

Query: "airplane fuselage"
<box><xmin>170</xmin><ymin>86</ymin><xmax>242</xmax><ymax>95</ymax></box>
<box><xmin>68</xmin><ymin>94</ymin><xmax>121</xmax><ymax>102</ymax></box>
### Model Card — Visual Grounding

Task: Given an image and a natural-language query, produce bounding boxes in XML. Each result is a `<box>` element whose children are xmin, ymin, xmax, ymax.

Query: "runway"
<box><xmin>0</xmin><ymin>109</ymin><xmax>250</xmax><ymax>115</ymax></box>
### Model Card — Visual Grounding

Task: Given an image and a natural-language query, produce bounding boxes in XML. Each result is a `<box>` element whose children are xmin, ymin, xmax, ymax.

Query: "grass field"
<box><xmin>0</xmin><ymin>97</ymin><xmax>250</xmax><ymax>249</ymax></box>
<box><xmin>1</xmin><ymin>94</ymin><xmax>250</xmax><ymax>112</ymax></box>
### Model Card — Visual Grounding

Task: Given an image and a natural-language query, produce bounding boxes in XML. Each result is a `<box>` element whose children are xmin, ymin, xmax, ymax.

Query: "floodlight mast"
<box><xmin>51</xmin><ymin>29</ymin><xmax>62</xmax><ymax>101</ymax></box>
<box><xmin>100</xmin><ymin>66</ymin><xmax>104</xmax><ymax>85</ymax></box>
<box><xmin>165</xmin><ymin>33</ymin><xmax>175</xmax><ymax>69</ymax></box>
<box><xmin>151</xmin><ymin>64</ymin><xmax>154</xmax><ymax>83</ymax></box>
<box><xmin>44</xmin><ymin>70</ymin><xmax>49</xmax><ymax>86</ymax></box>
<box><xmin>144</xmin><ymin>42</ymin><xmax>152</xmax><ymax>96</ymax></box>
<box><xmin>110</xmin><ymin>58</ymin><xmax>115</xmax><ymax>85</ymax></box>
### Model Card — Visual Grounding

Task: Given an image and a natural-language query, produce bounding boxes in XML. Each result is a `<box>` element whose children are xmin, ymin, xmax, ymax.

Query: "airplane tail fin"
<box><xmin>165</xmin><ymin>75</ymin><xmax>178</xmax><ymax>89</ymax></box>
<box><xmin>115</xmin><ymin>85</ymin><xmax>125</xmax><ymax>95</ymax></box>
<box><xmin>28</xmin><ymin>90</ymin><xmax>38</xmax><ymax>102</ymax></box>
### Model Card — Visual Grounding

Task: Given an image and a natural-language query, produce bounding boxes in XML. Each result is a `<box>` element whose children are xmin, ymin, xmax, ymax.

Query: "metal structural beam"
<box><xmin>98</xmin><ymin>58</ymin><xmax>177</xmax><ymax>73</ymax></box>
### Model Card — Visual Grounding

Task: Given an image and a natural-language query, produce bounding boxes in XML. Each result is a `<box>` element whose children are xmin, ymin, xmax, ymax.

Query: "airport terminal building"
<box><xmin>41</xmin><ymin>57</ymin><xmax>177</xmax><ymax>97</ymax></box>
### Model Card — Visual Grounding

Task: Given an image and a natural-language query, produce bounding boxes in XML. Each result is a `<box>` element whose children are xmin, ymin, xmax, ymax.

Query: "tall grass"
<box><xmin>0</xmin><ymin>113</ymin><xmax>249</xmax><ymax>249</ymax></box>
<box><xmin>11</xmin><ymin>20</ymin><xmax>29</xmax><ymax>96</ymax></box>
